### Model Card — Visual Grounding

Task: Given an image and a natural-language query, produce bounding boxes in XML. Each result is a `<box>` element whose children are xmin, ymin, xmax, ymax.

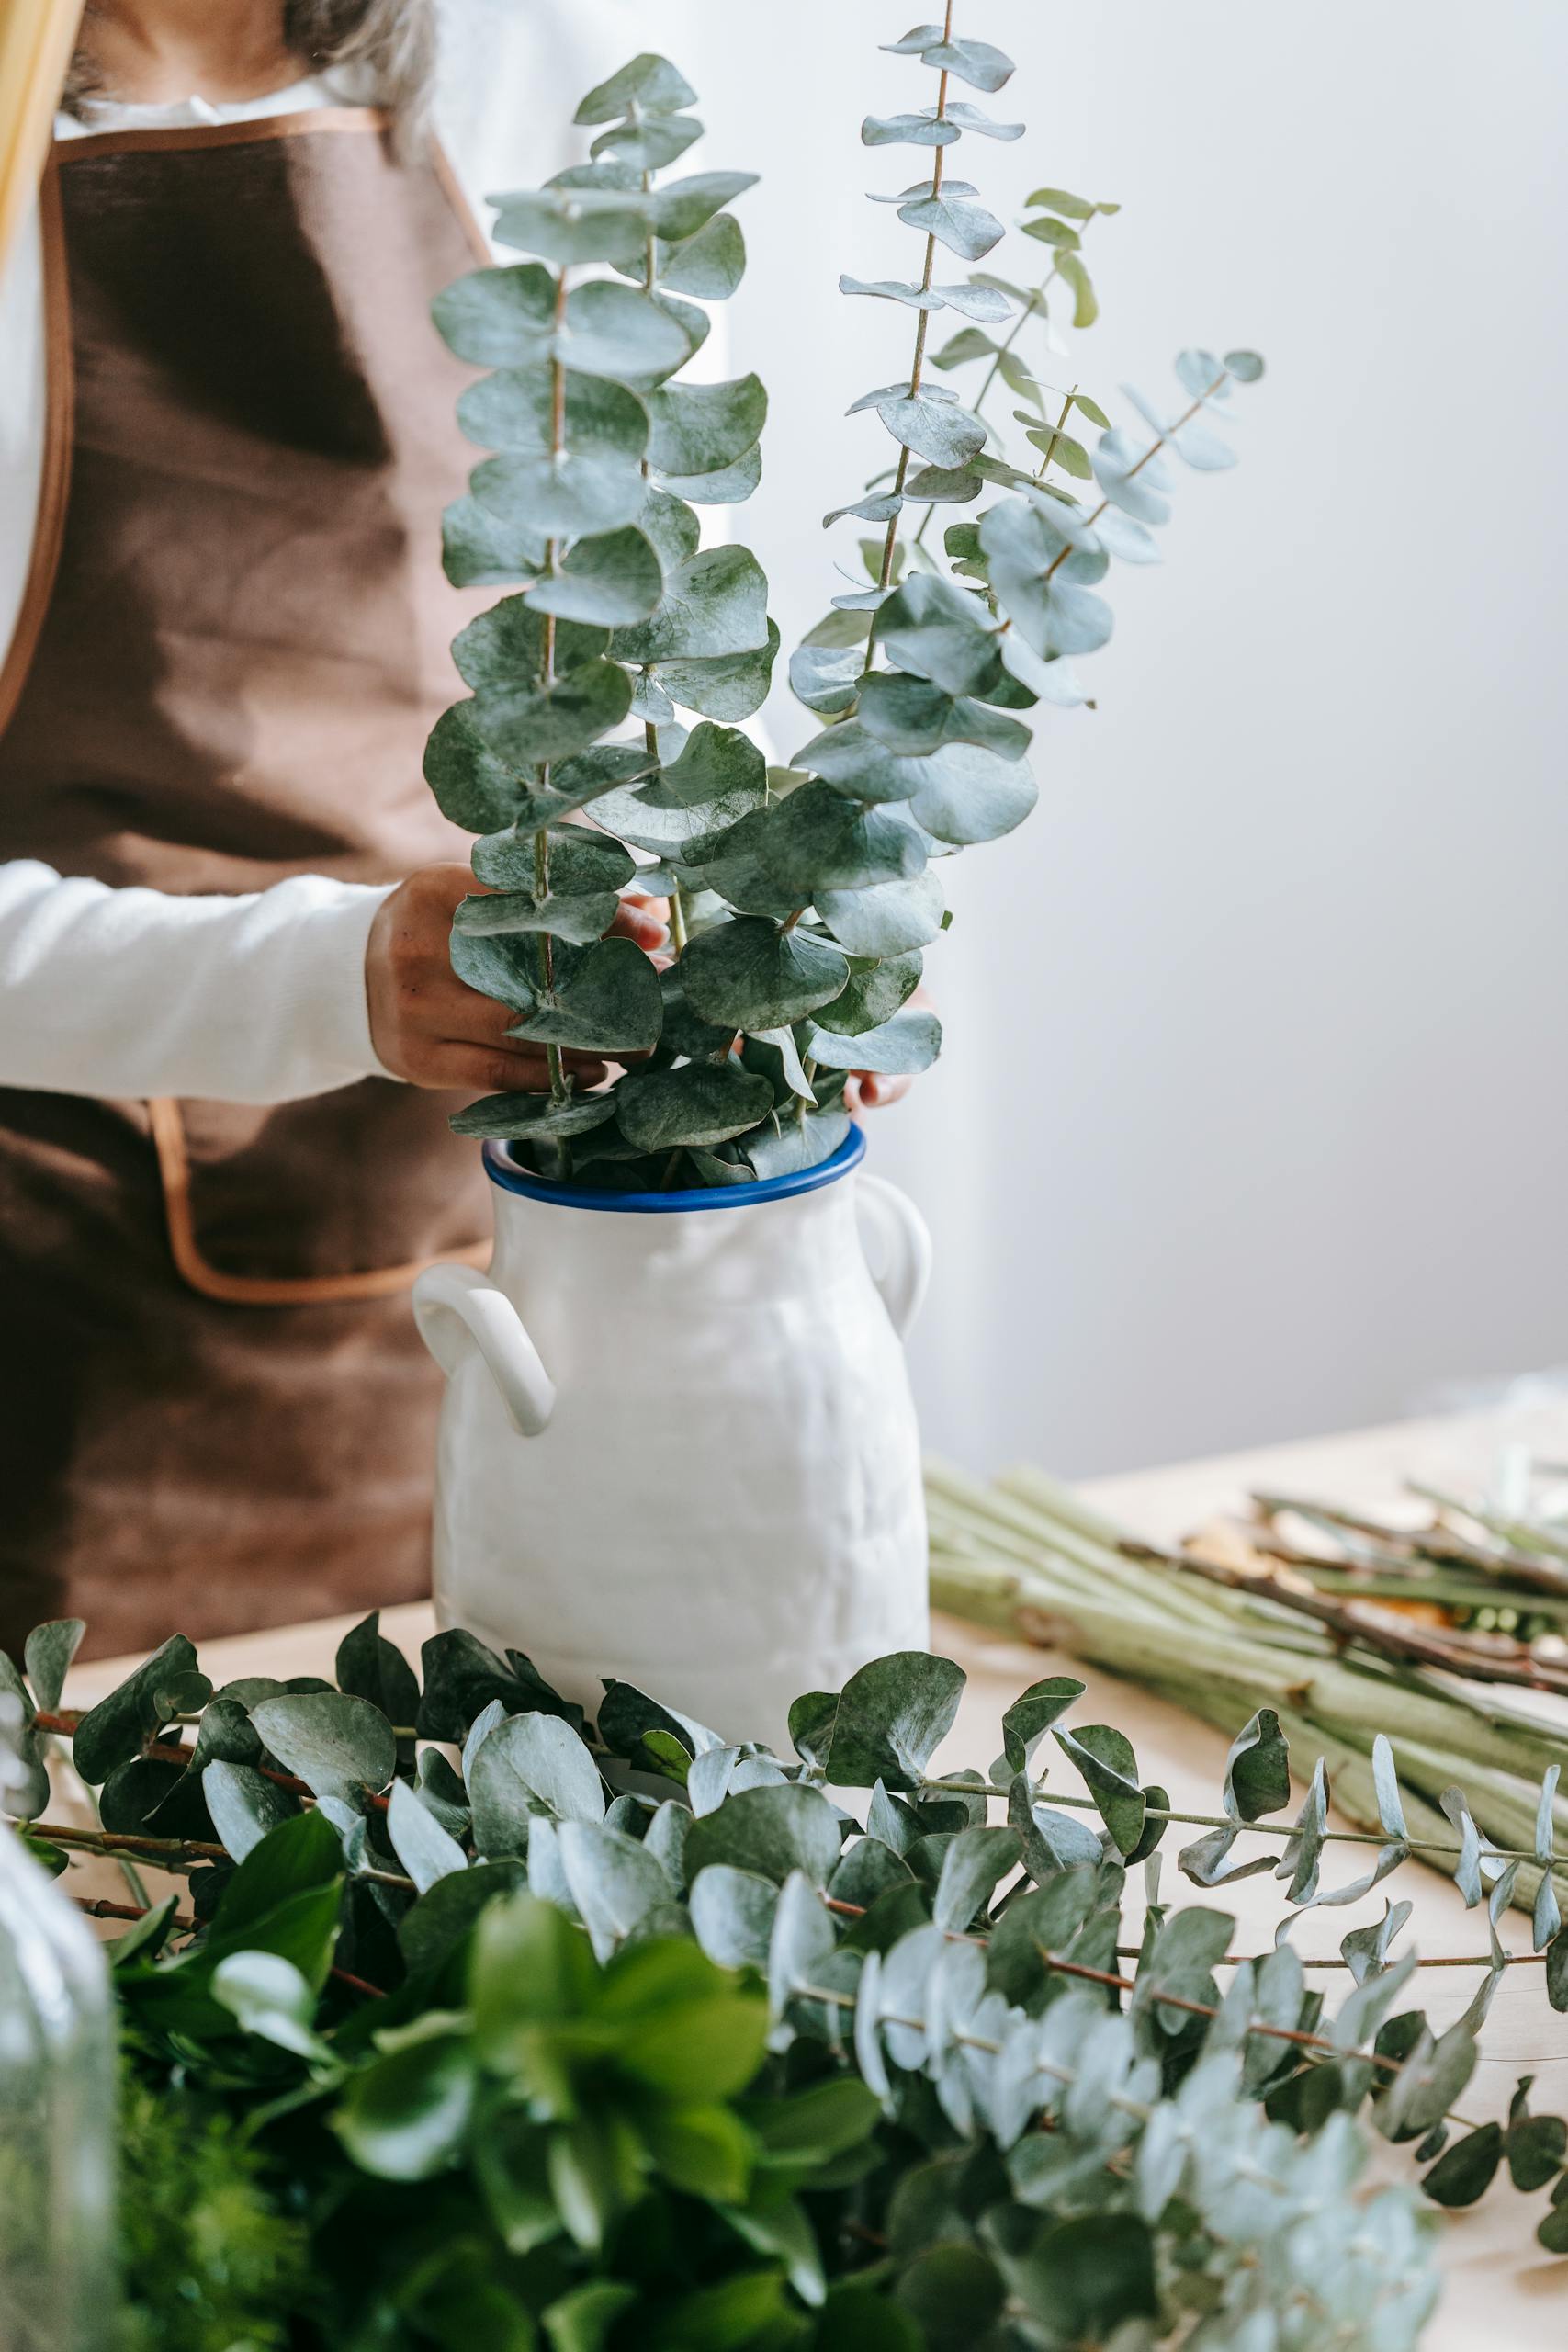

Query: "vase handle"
<box><xmin>411</xmin><ymin>1264</ymin><xmax>556</xmax><ymax>1438</ymax></box>
<box><xmin>855</xmin><ymin>1172</ymin><xmax>931</xmax><ymax>1340</ymax></box>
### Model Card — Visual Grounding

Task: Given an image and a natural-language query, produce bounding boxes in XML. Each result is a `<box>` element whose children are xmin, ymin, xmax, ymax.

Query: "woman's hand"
<box><xmin>840</xmin><ymin>984</ymin><xmax>936</xmax><ymax>1114</ymax></box>
<box><xmin>367</xmin><ymin>865</ymin><xmax>665</xmax><ymax>1093</ymax></box>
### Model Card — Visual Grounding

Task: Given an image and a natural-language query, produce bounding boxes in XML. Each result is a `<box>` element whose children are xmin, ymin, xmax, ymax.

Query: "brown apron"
<box><xmin>0</xmin><ymin>109</ymin><xmax>495</xmax><ymax>1661</ymax></box>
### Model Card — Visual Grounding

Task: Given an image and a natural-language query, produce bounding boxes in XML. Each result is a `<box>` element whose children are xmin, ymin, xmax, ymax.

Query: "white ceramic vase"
<box><xmin>412</xmin><ymin>1126</ymin><xmax>931</xmax><ymax>1747</ymax></box>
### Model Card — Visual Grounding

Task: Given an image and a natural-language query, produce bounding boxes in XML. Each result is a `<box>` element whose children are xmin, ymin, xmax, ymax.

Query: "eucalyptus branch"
<box><xmin>908</xmin><ymin>265</ymin><xmax>1060</xmax><ymax>560</ymax></box>
<box><xmin>22</xmin><ymin>1817</ymin><xmax>414</xmax><ymax>1894</ymax></box>
<box><xmin>869</xmin><ymin>0</ymin><xmax>957</xmax><ymax>611</ymax></box>
<box><xmin>1035</xmin><ymin>368</ymin><xmax>1229</xmax><ymax>589</ymax></box>
<box><xmin>536</xmin><ymin>266</ymin><xmax>570</xmax><ymax>1111</ymax></box>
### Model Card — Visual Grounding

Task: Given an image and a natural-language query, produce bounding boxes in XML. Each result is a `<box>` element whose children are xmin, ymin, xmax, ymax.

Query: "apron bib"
<box><xmin>0</xmin><ymin>110</ymin><xmax>493</xmax><ymax>1658</ymax></box>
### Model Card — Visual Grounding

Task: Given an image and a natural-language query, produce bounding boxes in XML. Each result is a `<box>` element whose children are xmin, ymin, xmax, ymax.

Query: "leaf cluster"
<box><xmin>421</xmin><ymin>32</ymin><xmax>1260</xmax><ymax>1189</ymax></box>
<box><xmin>18</xmin><ymin>1605</ymin><xmax>1568</xmax><ymax>2346</ymax></box>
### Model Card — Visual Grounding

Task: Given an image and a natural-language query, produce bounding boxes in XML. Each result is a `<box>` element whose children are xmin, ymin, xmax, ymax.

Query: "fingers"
<box><xmin>843</xmin><ymin>1071</ymin><xmax>913</xmax><ymax>1113</ymax></box>
<box><xmin>416</xmin><ymin>1043</ymin><xmax>609</xmax><ymax>1096</ymax></box>
<box><xmin>367</xmin><ymin>864</ymin><xmax>670</xmax><ymax>1092</ymax></box>
<box><xmin>610</xmin><ymin>892</ymin><xmax>669</xmax><ymax>952</ymax></box>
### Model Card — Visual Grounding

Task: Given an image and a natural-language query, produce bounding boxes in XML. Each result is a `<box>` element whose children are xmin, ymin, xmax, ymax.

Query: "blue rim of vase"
<box><xmin>481</xmin><ymin>1122</ymin><xmax>866</xmax><ymax>1214</ymax></box>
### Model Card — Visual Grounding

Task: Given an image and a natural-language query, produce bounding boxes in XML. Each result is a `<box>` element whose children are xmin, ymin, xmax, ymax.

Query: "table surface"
<box><xmin>66</xmin><ymin>1402</ymin><xmax>1568</xmax><ymax>2346</ymax></box>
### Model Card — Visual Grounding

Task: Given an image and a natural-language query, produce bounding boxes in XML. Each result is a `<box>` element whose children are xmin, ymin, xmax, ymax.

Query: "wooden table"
<box><xmin>65</xmin><ymin>1405</ymin><xmax>1568</xmax><ymax>2346</ymax></box>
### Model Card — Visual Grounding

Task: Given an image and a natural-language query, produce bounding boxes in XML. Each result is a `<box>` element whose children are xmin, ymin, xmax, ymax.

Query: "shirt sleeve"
<box><xmin>0</xmin><ymin>861</ymin><xmax>400</xmax><ymax>1104</ymax></box>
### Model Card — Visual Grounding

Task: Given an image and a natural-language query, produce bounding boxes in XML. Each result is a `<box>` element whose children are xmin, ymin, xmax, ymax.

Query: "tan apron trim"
<box><xmin>427</xmin><ymin>135</ymin><xmax>493</xmax><ymax>267</ymax></box>
<box><xmin>147</xmin><ymin>1095</ymin><xmax>490</xmax><ymax>1306</ymax></box>
<box><xmin>0</xmin><ymin>155</ymin><xmax>73</xmax><ymax>744</ymax></box>
<box><xmin>46</xmin><ymin>106</ymin><xmax>392</xmax><ymax>163</ymax></box>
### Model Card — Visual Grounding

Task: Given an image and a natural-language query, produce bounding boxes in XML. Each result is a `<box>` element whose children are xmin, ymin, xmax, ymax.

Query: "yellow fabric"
<box><xmin>0</xmin><ymin>0</ymin><xmax>80</xmax><ymax>268</ymax></box>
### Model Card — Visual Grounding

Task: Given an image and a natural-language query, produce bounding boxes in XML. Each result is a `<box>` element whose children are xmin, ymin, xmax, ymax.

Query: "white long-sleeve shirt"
<box><xmin>0</xmin><ymin>0</ymin><xmax>698</xmax><ymax>1106</ymax></box>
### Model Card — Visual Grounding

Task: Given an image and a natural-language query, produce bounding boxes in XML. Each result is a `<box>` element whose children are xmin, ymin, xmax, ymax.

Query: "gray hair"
<box><xmin>65</xmin><ymin>1</ymin><xmax>437</xmax><ymax>150</ymax></box>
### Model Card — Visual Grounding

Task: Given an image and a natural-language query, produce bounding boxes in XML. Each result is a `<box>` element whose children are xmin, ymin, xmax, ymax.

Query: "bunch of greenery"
<box><xmin>423</xmin><ymin>18</ymin><xmax>1262</xmax><ymax>1191</ymax></box>
<box><xmin>10</xmin><ymin>1609</ymin><xmax>1568</xmax><ymax>2349</ymax></box>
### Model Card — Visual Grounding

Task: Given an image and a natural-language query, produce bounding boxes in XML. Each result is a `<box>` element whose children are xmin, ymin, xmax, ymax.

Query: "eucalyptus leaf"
<box><xmin>806</xmin><ymin>1008</ymin><xmax>941</xmax><ymax>1077</ymax></box>
<box><xmin>592</xmin><ymin>113</ymin><xmax>702</xmax><ymax>174</ymax></box>
<box><xmin>506</xmin><ymin>936</ymin><xmax>662</xmax><ymax>1054</ymax></box>
<box><xmin>743</xmin><ymin>1108</ymin><xmax>852</xmax><ymax>1180</ymax></box>
<box><xmin>456</xmin><ymin>886</ymin><xmax>621</xmax><ymax>946</ymax></box>
<box><xmin>878</xmin><ymin>575</ymin><xmax>999</xmax><ymax>695</ymax></box>
<box><xmin>815</xmin><ymin>950</ymin><xmax>922</xmax><ymax>1037</ymax></box>
<box><xmin>650</xmin><ymin>211</ymin><xmax>746</xmax><ymax>299</ymax></box>
<box><xmin>690</xmin><ymin>1865</ymin><xmax>779</xmax><ymax>1971</ymax></box>
<box><xmin>839</xmin><ymin>276</ymin><xmax>1011</xmax><ymax>322</ymax></box>
<box><xmin>432</xmin><ymin>262</ymin><xmax>555</xmax><ymax>366</ymax></box>
<box><xmin>615</xmin><ymin>1062</ymin><xmax>775</xmax><ymax>1151</ymax></box>
<box><xmin>527</xmin><ymin>527</ymin><xmax>664</xmax><ymax>628</ymax></box>
<box><xmin>471</xmin><ymin>820</ymin><xmax>636</xmax><ymax>897</ymax></box>
<box><xmin>613</xmin><ymin>547</ymin><xmax>771</xmax><ymax>665</ymax></box>
<box><xmin>470</xmin><ymin>1712</ymin><xmax>606</xmax><ymax>1860</ymax></box>
<box><xmin>72</xmin><ymin>1636</ymin><xmax>211</xmax><ymax>1787</ymax></box>
<box><xmin>817</xmin><ymin>871</ymin><xmax>946</xmax><ymax>956</ymax></box>
<box><xmin>933</xmin><ymin>1826</ymin><xmax>1020</xmax><ymax>1931</ymax></box>
<box><xmin>681</xmin><ymin>917</ymin><xmax>850</xmax><ymax>1032</ymax></box>
<box><xmin>858</xmin><ymin>672</ymin><xmax>1029</xmax><ymax>760</ymax></box>
<box><xmin>914</xmin><ymin>37</ymin><xmax>1015</xmax><ymax>92</ymax></box>
<box><xmin>657</xmin><ymin>442</ymin><xmax>764</xmax><ymax>507</ymax></box>
<box><xmin>449</xmin><ymin>1091</ymin><xmax>620</xmax><ymax>1143</ymax></box>
<box><xmin>871</xmin><ymin>391</ymin><xmax>987</xmax><ymax>472</ymax></box>
<box><xmin>700</xmin><ymin>784</ymin><xmax>925</xmax><ymax>905</ymax></box>
<box><xmin>491</xmin><ymin>186</ymin><xmax>651</xmax><ymax>268</ymax></box>
<box><xmin>908</xmin><ymin>742</ymin><xmax>1038</xmax><ymax>845</ymax></box>
<box><xmin>250</xmin><ymin>1694</ymin><xmax>397</xmax><ymax>1808</ymax></box>
<box><xmin>471</xmin><ymin>659</ymin><xmax>634</xmax><ymax>767</ymax></box>
<box><xmin>646</xmin><ymin>376</ymin><xmax>767</xmax><ymax>478</ymax></box>
<box><xmin>942</xmin><ymin>101</ymin><xmax>1024</xmax><ymax>141</ymax></box>
<box><xmin>861</xmin><ymin>113</ymin><xmax>962</xmax><ymax>150</ymax></box>
<box><xmin>649</xmin><ymin>171</ymin><xmax>759</xmax><ymax>243</ymax></box>
<box><xmin>573</xmin><ymin>53</ymin><xmax>697</xmax><ymax>123</ymax></box>
<box><xmin>201</xmin><ymin>1759</ymin><xmax>299</xmax><ymax>1864</ymax></box>
<box><xmin>648</xmin><ymin>619</ymin><xmax>781</xmax><ymax>722</ymax></box>
<box><xmin>1091</xmin><ymin>429</ymin><xmax>1175</xmax><ymax>526</ymax></box>
<box><xmin>423</xmin><ymin>702</ymin><xmax>527</xmax><ymax>833</ymax></box>
<box><xmin>23</xmin><ymin>1620</ymin><xmax>84</xmax><ymax>1714</ymax></box>
<box><xmin>458</xmin><ymin>366</ymin><xmax>649</xmax><ymax>466</ymax></box>
<box><xmin>822</xmin><ymin>1653</ymin><xmax>965</xmax><ymax>1791</ymax></box>
<box><xmin>687</xmin><ymin>1781</ymin><xmax>843</xmax><ymax>1890</ymax></box>
<box><xmin>896</xmin><ymin>194</ymin><xmax>1005</xmax><ymax>263</ymax></box>
<box><xmin>387</xmin><ymin>1776</ymin><xmax>468</xmax><ymax>1893</ymax></box>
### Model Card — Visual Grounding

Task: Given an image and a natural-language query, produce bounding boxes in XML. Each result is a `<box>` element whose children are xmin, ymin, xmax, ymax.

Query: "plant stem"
<box><xmin>535</xmin><ymin>266</ymin><xmax>570</xmax><ymax>1109</ymax></box>
<box><xmin>1037</xmin><ymin>370</ymin><xmax>1229</xmax><ymax>587</ymax></box>
<box><xmin>68</xmin><ymin>1894</ymin><xmax>387</xmax><ymax>1996</ymax></box>
<box><xmin>1122</xmin><ymin>1538</ymin><xmax>1568</xmax><ymax>1698</ymax></box>
<box><xmin>21</xmin><ymin>1817</ymin><xmax>414</xmax><ymax>1894</ymax></box>
<box><xmin>866</xmin><ymin>0</ymin><xmax>956</xmax><ymax>630</ymax></box>
<box><xmin>909</xmin><ymin>266</ymin><xmax>1061</xmax><ymax>560</ymax></box>
<box><xmin>1032</xmin><ymin>383</ymin><xmax>1077</xmax><ymax>481</ymax></box>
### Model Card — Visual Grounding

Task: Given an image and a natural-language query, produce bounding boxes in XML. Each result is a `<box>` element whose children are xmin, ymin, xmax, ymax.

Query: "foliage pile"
<box><xmin>928</xmin><ymin>1458</ymin><xmax>1568</xmax><ymax>1961</ymax></box>
<box><xmin>423</xmin><ymin>18</ymin><xmax>1260</xmax><ymax>1189</ymax></box>
<box><xmin>10</xmin><ymin>1601</ymin><xmax>1568</xmax><ymax>2346</ymax></box>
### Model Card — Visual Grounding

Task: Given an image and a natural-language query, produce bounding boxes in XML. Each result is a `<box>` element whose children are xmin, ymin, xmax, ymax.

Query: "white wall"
<box><xmin>632</xmin><ymin>1</ymin><xmax>1568</xmax><ymax>1475</ymax></box>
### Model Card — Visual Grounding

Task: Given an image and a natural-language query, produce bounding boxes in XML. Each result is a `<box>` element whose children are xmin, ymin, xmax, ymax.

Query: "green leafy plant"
<box><xmin>423</xmin><ymin>17</ymin><xmax>1263</xmax><ymax>1190</ymax></box>
<box><xmin>11</xmin><ymin>1602</ymin><xmax>1568</xmax><ymax>2346</ymax></box>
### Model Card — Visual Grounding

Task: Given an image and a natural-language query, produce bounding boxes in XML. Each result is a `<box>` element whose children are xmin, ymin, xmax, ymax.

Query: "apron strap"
<box><xmin>148</xmin><ymin>1094</ymin><xmax>489</xmax><ymax>1305</ymax></box>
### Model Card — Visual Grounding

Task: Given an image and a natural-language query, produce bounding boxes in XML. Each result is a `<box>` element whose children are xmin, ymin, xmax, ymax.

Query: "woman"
<box><xmin>0</xmin><ymin>0</ymin><xmax>908</xmax><ymax>1662</ymax></box>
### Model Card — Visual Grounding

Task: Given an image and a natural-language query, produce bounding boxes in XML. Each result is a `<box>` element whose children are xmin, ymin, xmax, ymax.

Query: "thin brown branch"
<box><xmin>70</xmin><ymin>1894</ymin><xmax>386</xmax><ymax>1997</ymax></box>
<box><xmin>1040</xmin><ymin>371</ymin><xmax>1229</xmax><ymax>582</ymax></box>
<box><xmin>1119</xmin><ymin>1539</ymin><xmax>1568</xmax><ymax>1697</ymax></box>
